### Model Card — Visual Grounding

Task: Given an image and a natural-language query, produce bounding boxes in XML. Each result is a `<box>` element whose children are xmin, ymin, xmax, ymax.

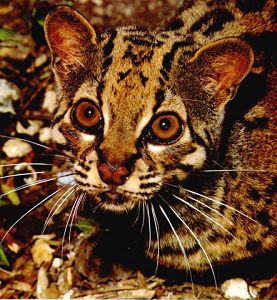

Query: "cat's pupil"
<box><xmin>85</xmin><ymin>107</ymin><xmax>95</xmax><ymax>118</ymax></box>
<box><xmin>159</xmin><ymin>118</ymin><xmax>171</xmax><ymax>130</ymax></box>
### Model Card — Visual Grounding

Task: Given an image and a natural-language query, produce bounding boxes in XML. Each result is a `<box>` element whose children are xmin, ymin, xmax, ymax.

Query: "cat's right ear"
<box><xmin>44</xmin><ymin>5</ymin><xmax>97</xmax><ymax>87</ymax></box>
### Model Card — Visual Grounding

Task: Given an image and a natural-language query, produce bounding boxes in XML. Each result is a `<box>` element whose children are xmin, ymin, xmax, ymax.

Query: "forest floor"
<box><xmin>0</xmin><ymin>0</ymin><xmax>276</xmax><ymax>298</ymax></box>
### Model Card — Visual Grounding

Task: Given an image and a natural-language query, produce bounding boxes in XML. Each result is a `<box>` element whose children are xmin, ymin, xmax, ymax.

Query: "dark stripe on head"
<box><xmin>165</xmin><ymin>18</ymin><xmax>184</xmax><ymax>31</ymax></box>
<box><xmin>118</xmin><ymin>69</ymin><xmax>132</xmax><ymax>82</ymax></box>
<box><xmin>243</xmin><ymin>117</ymin><xmax>268</xmax><ymax>130</ymax></box>
<box><xmin>103</xmin><ymin>30</ymin><xmax>117</xmax><ymax>57</ymax></box>
<box><xmin>190</xmin><ymin>8</ymin><xmax>235</xmax><ymax>36</ymax></box>
<box><xmin>139</xmin><ymin>72</ymin><xmax>149</xmax><ymax>87</ymax></box>
<box><xmin>236</xmin><ymin>0</ymin><xmax>266</xmax><ymax>13</ymax></box>
<box><xmin>161</xmin><ymin>39</ymin><xmax>195</xmax><ymax>79</ymax></box>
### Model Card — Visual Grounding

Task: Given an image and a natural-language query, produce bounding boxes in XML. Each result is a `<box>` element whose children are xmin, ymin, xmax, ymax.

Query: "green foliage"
<box><xmin>75</xmin><ymin>218</ymin><xmax>97</xmax><ymax>234</ymax></box>
<box><xmin>0</xmin><ymin>28</ymin><xmax>16</xmax><ymax>41</ymax></box>
<box><xmin>0</xmin><ymin>246</ymin><xmax>10</xmax><ymax>267</ymax></box>
<box><xmin>0</xmin><ymin>184</ymin><xmax>20</xmax><ymax>206</ymax></box>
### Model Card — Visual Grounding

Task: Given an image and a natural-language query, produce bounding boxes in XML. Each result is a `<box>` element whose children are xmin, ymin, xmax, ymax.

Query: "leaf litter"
<box><xmin>0</xmin><ymin>0</ymin><xmax>276</xmax><ymax>299</ymax></box>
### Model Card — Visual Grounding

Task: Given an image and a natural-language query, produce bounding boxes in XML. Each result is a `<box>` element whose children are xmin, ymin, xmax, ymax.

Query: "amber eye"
<box><xmin>149</xmin><ymin>113</ymin><xmax>183</xmax><ymax>144</ymax></box>
<box><xmin>71</xmin><ymin>99</ymin><xmax>102</xmax><ymax>133</ymax></box>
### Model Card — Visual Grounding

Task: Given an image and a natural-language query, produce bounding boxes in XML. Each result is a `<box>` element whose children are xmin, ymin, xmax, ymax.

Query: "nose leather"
<box><xmin>98</xmin><ymin>162</ymin><xmax>130</xmax><ymax>185</ymax></box>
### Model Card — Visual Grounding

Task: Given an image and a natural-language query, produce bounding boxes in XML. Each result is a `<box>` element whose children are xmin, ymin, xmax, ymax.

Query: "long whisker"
<box><xmin>132</xmin><ymin>202</ymin><xmax>141</xmax><ymax>227</ymax></box>
<box><xmin>162</xmin><ymin>198</ymin><xmax>217</xmax><ymax>289</ymax></box>
<box><xmin>68</xmin><ymin>192</ymin><xmax>85</xmax><ymax>248</ymax></box>
<box><xmin>170</xmin><ymin>192</ymin><xmax>238</xmax><ymax>241</ymax></box>
<box><xmin>140</xmin><ymin>201</ymin><xmax>146</xmax><ymax>232</ymax></box>
<box><xmin>146</xmin><ymin>203</ymin><xmax>152</xmax><ymax>255</ymax></box>
<box><xmin>61</xmin><ymin>187</ymin><xmax>78</xmax><ymax>258</ymax></box>
<box><xmin>0</xmin><ymin>187</ymin><xmax>64</xmax><ymax>245</ymax></box>
<box><xmin>41</xmin><ymin>185</ymin><xmax>76</xmax><ymax>234</ymax></box>
<box><xmin>186</xmin><ymin>195</ymin><xmax>233</xmax><ymax>226</ymax></box>
<box><xmin>158</xmin><ymin>200</ymin><xmax>194</xmax><ymax>288</ymax></box>
<box><xmin>165</xmin><ymin>183</ymin><xmax>258</xmax><ymax>224</ymax></box>
<box><xmin>202</xmin><ymin>169</ymin><xmax>276</xmax><ymax>173</ymax></box>
<box><xmin>0</xmin><ymin>163</ymin><xmax>52</xmax><ymax>167</ymax></box>
<box><xmin>0</xmin><ymin>134</ymin><xmax>54</xmax><ymax>151</ymax></box>
<box><xmin>150</xmin><ymin>203</ymin><xmax>160</xmax><ymax>275</ymax></box>
<box><xmin>0</xmin><ymin>173</ymin><xmax>75</xmax><ymax>200</ymax></box>
<box><xmin>0</xmin><ymin>171</ymin><xmax>45</xmax><ymax>180</ymax></box>
<box><xmin>184</xmin><ymin>188</ymin><xmax>258</xmax><ymax>224</ymax></box>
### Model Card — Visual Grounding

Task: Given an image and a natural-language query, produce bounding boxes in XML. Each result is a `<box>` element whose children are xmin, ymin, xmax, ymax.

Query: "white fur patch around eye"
<box><xmin>180</xmin><ymin>145</ymin><xmax>206</xmax><ymax>169</ymax></box>
<box><xmin>136</xmin><ymin>112</ymin><xmax>153</xmax><ymax>138</ymax></box>
<box><xmin>102</xmin><ymin>101</ymin><xmax>110</xmax><ymax>136</ymax></box>
<box><xmin>81</xmin><ymin>133</ymin><xmax>95</xmax><ymax>142</ymax></box>
<box><xmin>147</xmin><ymin>144</ymin><xmax>167</xmax><ymax>153</ymax></box>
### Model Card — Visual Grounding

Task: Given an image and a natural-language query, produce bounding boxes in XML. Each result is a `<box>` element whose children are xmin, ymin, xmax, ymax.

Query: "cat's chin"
<box><xmin>92</xmin><ymin>191</ymin><xmax>136</xmax><ymax>213</ymax></box>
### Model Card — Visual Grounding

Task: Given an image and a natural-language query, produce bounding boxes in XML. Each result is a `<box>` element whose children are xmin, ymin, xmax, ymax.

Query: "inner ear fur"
<box><xmin>44</xmin><ymin>5</ymin><xmax>97</xmax><ymax>84</ymax></box>
<box><xmin>189</xmin><ymin>38</ymin><xmax>254</xmax><ymax>107</ymax></box>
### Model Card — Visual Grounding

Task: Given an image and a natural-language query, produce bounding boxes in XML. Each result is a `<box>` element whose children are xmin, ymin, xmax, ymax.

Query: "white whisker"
<box><xmin>150</xmin><ymin>203</ymin><xmax>160</xmax><ymax>275</ymax></box>
<box><xmin>132</xmin><ymin>202</ymin><xmax>141</xmax><ymax>227</ymax></box>
<box><xmin>0</xmin><ymin>171</ymin><xmax>45</xmax><ymax>180</ymax></box>
<box><xmin>202</xmin><ymin>169</ymin><xmax>276</xmax><ymax>173</ymax></box>
<box><xmin>0</xmin><ymin>163</ymin><xmax>52</xmax><ymax>167</ymax></box>
<box><xmin>0</xmin><ymin>134</ymin><xmax>53</xmax><ymax>151</ymax></box>
<box><xmin>0</xmin><ymin>187</ymin><xmax>63</xmax><ymax>245</ymax></box>
<box><xmin>184</xmin><ymin>188</ymin><xmax>258</xmax><ymax>224</ymax></box>
<box><xmin>140</xmin><ymin>201</ymin><xmax>146</xmax><ymax>232</ymax></box>
<box><xmin>158</xmin><ymin>201</ymin><xmax>194</xmax><ymax>288</ymax></box>
<box><xmin>146</xmin><ymin>203</ymin><xmax>152</xmax><ymax>255</ymax></box>
<box><xmin>162</xmin><ymin>198</ymin><xmax>218</xmax><ymax>289</ymax></box>
<box><xmin>41</xmin><ymin>185</ymin><xmax>76</xmax><ymax>234</ymax></box>
<box><xmin>0</xmin><ymin>173</ymin><xmax>75</xmax><ymax>200</ymax></box>
<box><xmin>186</xmin><ymin>195</ymin><xmax>233</xmax><ymax>226</ymax></box>
<box><xmin>170</xmin><ymin>192</ymin><xmax>239</xmax><ymax>241</ymax></box>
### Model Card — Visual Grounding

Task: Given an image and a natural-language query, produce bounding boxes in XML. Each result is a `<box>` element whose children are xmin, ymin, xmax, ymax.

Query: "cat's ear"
<box><xmin>189</xmin><ymin>38</ymin><xmax>254</xmax><ymax>109</ymax></box>
<box><xmin>44</xmin><ymin>5</ymin><xmax>97</xmax><ymax>86</ymax></box>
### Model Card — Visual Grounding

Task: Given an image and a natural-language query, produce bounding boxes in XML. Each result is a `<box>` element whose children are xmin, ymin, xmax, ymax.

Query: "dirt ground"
<box><xmin>0</xmin><ymin>0</ymin><xmax>276</xmax><ymax>298</ymax></box>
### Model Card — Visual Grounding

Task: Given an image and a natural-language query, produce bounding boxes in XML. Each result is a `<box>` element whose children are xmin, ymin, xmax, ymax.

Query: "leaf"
<box><xmin>1</xmin><ymin>184</ymin><xmax>20</xmax><ymax>206</ymax></box>
<box><xmin>0</xmin><ymin>28</ymin><xmax>16</xmax><ymax>41</ymax></box>
<box><xmin>0</xmin><ymin>246</ymin><xmax>10</xmax><ymax>267</ymax></box>
<box><xmin>75</xmin><ymin>218</ymin><xmax>96</xmax><ymax>234</ymax></box>
<box><xmin>0</xmin><ymin>199</ymin><xmax>10</xmax><ymax>207</ymax></box>
<box><xmin>37</xmin><ymin>18</ymin><xmax>45</xmax><ymax>26</ymax></box>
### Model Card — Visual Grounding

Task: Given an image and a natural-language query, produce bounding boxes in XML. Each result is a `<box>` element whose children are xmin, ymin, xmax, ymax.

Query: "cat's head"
<box><xmin>44</xmin><ymin>6</ymin><xmax>253</xmax><ymax>213</ymax></box>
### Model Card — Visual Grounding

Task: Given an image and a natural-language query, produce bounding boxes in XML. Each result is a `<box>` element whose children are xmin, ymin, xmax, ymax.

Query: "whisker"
<box><xmin>146</xmin><ymin>203</ymin><xmax>152</xmax><ymax>255</ymax></box>
<box><xmin>61</xmin><ymin>187</ymin><xmax>78</xmax><ymax>258</ymax></box>
<box><xmin>184</xmin><ymin>188</ymin><xmax>258</xmax><ymax>224</ymax></box>
<box><xmin>41</xmin><ymin>185</ymin><xmax>76</xmax><ymax>234</ymax></box>
<box><xmin>0</xmin><ymin>134</ymin><xmax>54</xmax><ymax>151</ymax></box>
<box><xmin>150</xmin><ymin>203</ymin><xmax>160</xmax><ymax>276</ymax></box>
<box><xmin>68</xmin><ymin>192</ymin><xmax>85</xmax><ymax>248</ymax></box>
<box><xmin>0</xmin><ymin>163</ymin><xmax>52</xmax><ymax>168</ymax></box>
<box><xmin>202</xmin><ymin>169</ymin><xmax>276</xmax><ymax>173</ymax></box>
<box><xmin>132</xmin><ymin>202</ymin><xmax>141</xmax><ymax>227</ymax></box>
<box><xmin>164</xmin><ymin>183</ymin><xmax>258</xmax><ymax>224</ymax></box>
<box><xmin>0</xmin><ymin>173</ymin><xmax>76</xmax><ymax>200</ymax></box>
<box><xmin>140</xmin><ymin>201</ymin><xmax>146</xmax><ymax>232</ymax></box>
<box><xmin>162</xmin><ymin>198</ymin><xmax>217</xmax><ymax>289</ymax></box>
<box><xmin>170</xmin><ymin>192</ymin><xmax>239</xmax><ymax>241</ymax></box>
<box><xmin>158</xmin><ymin>200</ymin><xmax>194</xmax><ymax>288</ymax></box>
<box><xmin>0</xmin><ymin>187</ymin><xmax>64</xmax><ymax>245</ymax></box>
<box><xmin>0</xmin><ymin>171</ymin><xmax>45</xmax><ymax>180</ymax></box>
<box><xmin>186</xmin><ymin>195</ymin><xmax>233</xmax><ymax>226</ymax></box>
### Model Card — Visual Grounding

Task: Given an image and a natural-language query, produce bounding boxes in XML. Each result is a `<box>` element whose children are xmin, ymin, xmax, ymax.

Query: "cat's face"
<box><xmin>45</xmin><ymin>6</ymin><xmax>253</xmax><ymax>212</ymax></box>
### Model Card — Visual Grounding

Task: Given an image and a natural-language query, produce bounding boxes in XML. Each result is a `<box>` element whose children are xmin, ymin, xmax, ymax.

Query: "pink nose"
<box><xmin>98</xmin><ymin>162</ymin><xmax>130</xmax><ymax>185</ymax></box>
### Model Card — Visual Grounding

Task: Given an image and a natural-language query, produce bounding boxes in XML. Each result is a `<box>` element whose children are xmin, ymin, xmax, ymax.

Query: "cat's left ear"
<box><xmin>44</xmin><ymin>5</ymin><xmax>97</xmax><ymax>87</ymax></box>
<box><xmin>189</xmin><ymin>38</ymin><xmax>254</xmax><ymax>109</ymax></box>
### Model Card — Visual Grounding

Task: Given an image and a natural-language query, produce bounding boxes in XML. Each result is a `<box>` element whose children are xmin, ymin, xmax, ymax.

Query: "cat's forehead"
<box><xmin>98</xmin><ymin>30</ymin><xmax>171</xmax><ymax>124</ymax></box>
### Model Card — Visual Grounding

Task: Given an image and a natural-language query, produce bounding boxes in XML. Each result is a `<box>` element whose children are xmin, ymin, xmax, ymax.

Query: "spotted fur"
<box><xmin>44</xmin><ymin>0</ymin><xmax>276</xmax><ymax>275</ymax></box>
